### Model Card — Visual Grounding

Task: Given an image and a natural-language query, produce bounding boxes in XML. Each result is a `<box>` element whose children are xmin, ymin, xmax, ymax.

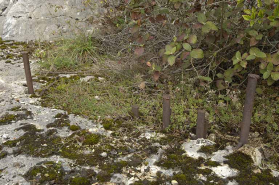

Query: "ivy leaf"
<box><xmin>236</xmin><ymin>51</ymin><xmax>241</xmax><ymax>61</ymax></box>
<box><xmin>164</xmin><ymin>45</ymin><xmax>176</xmax><ymax>55</ymax></box>
<box><xmin>248</xmin><ymin>30</ymin><xmax>258</xmax><ymax>37</ymax></box>
<box><xmin>198</xmin><ymin>76</ymin><xmax>212</xmax><ymax>82</ymax></box>
<box><xmin>263</xmin><ymin>70</ymin><xmax>271</xmax><ymax>79</ymax></box>
<box><xmin>190</xmin><ymin>49</ymin><xmax>204</xmax><ymax>59</ymax></box>
<box><xmin>271</xmin><ymin>72</ymin><xmax>279</xmax><ymax>81</ymax></box>
<box><xmin>202</xmin><ymin>24</ymin><xmax>211</xmax><ymax>33</ymax></box>
<box><xmin>256</xmin><ymin>34</ymin><xmax>263</xmax><ymax>40</ymax></box>
<box><xmin>249</xmin><ymin>47</ymin><xmax>266</xmax><ymax>58</ymax></box>
<box><xmin>246</xmin><ymin>55</ymin><xmax>256</xmax><ymax>60</ymax></box>
<box><xmin>240</xmin><ymin>60</ymin><xmax>247</xmax><ymax>68</ymax></box>
<box><xmin>216</xmin><ymin>73</ymin><xmax>224</xmax><ymax>78</ymax></box>
<box><xmin>250</xmin><ymin>37</ymin><xmax>258</xmax><ymax>46</ymax></box>
<box><xmin>183</xmin><ymin>43</ymin><xmax>192</xmax><ymax>51</ymax></box>
<box><xmin>267</xmin><ymin>78</ymin><xmax>275</xmax><ymax>86</ymax></box>
<box><xmin>168</xmin><ymin>55</ymin><xmax>176</xmax><ymax>66</ymax></box>
<box><xmin>206</xmin><ymin>21</ymin><xmax>218</xmax><ymax>31</ymax></box>
<box><xmin>243</xmin><ymin>15</ymin><xmax>251</xmax><ymax>20</ymax></box>
<box><xmin>188</xmin><ymin>35</ymin><xmax>198</xmax><ymax>44</ymax></box>
<box><xmin>267</xmin><ymin>62</ymin><xmax>273</xmax><ymax>71</ymax></box>
<box><xmin>197</xmin><ymin>13</ymin><xmax>207</xmax><ymax>24</ymax></box>
<box><xmin>244</xmin><ymin>9</ymin><xmax>251</xmax><ymax>14</ymax></box>
<box><xmin>216</xmin><ymin>80</ymin><xmax>226</xmax><ymax>90</ymax></box>
<box><xmin>256</xmin><ymin>88</ymin><xmax>263</xmax><ymax>95</ymax></box>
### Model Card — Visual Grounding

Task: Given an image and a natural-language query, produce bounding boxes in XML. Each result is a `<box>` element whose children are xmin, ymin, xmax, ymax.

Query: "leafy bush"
<box><xmin>96</xmin><ymin>0</ymin><xmax>279</xmax><ymax>87</ymax></box>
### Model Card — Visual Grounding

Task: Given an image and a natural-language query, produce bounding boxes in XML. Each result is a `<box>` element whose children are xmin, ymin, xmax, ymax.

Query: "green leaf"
<box><xmin>267</xmin><ymin>77</ymin><xmax>275</xmax><ymax>86</ymax></box>
<box><xmin>188</xmin><ymin>35</ymin><xmax>197</xmax><ymax>44</ymax></box>
<box><xmin>249</xmin><ymin>47</ymin><xmax>266</xmax><ymax>58</ymax></box>
<box><xmin>164</xmin><ymin>45</ymin><xmax>176</xmax><ymax>55</ymax></box>
<box><xmin>216</xmin><ymin>73</ymin><xmax>224</xmax><ymax>78</ymax></box>
<box><xmin>197</xmin><ymin>13</ymin><xmax>207</xmax><ymax>24</ymax></box>
<box><xmin>190</xmin><ymin>49</ymin><xmax>204</xmax><ymax>59</ymax></box>
<box><xmin>176</xmin><ymin>43</ymin><xmax>182</xmax><ymax>51</ymax></box>
<box><xmin>224</xmin><ymin>68</ymin><xmax>234</xmax><ymax>78</ymax></box>
<box><xmin>255</xmin><ymin>34</ymin><xmax>263</xmax><ymax>40</ymax></box>
<box><xmin>243</xmin><ymin>15</ymin><xmax>251</xmax><ymax>21</ymax></box>
<box><xmin>168</xmin><ymin>55</ymin><xmax>176</xmax><ymax>66</ymax></box>
<box><xmin>256</xmin><ymin>88</ymin><xmax>263</xmax><ymax>95</ymax></box>
<box><xmin>206</xmin><ymin>21</ymin><xmax>218</xmax><ymax>31</ymax></box>
<box><xmin>246</xmin><ymin>55</ymin><xmax>256</xmax><ymax>60</ymax></box>
<box><xmin>244</xmin><ymin>9</ymin><xmax>251</xmax><ymax>14</ymax></box>
<box><xmin>198</xmin><ymin>76</ymin><xmax>212</xmax><ymax>82</ymax></box>
<box><xmin>257</xmin><ymin>0</ymin><xmax>262</xmax><ymax>7</ymax></box>
<box><xmin>263</xmin><ymin>70</ymin><xmax>271</xmax><ymax>79</ymax></box>
<box><xmin>267</xmin><ymin>62</ymin><xmax>273</xmax><ymax>71</ymax></box>
<box><xmin>259</xmin><ymin>62</ymin><xmax>267</xmax><ymax>69</ymax></box>
<box><xmin>202</xmin><ymin>24</ymin><xmax>211</xmax><ymax>33</ymax></box>
<box><xmin>271</xmin><ymin>72</ymin><xmax>279</xmax><ymax>81</ymax></box>
<box><xmin>182</xmin><ymin>43</ymin><xmax>192</xmax><ymax>51</ymax></box>
<box><xmin>240</xmin><ymin>60</ymin><xmax>247</xmax><ymax>68</ymax></box>
<box><xmin>248</xmin><ymin>30</ymin><xmax>258</xmax><ymax>37</ymax></box>
<box><xmin>236</xmin><ymin>51</ymin><xmax>241</xmax><ymax>60</ymax></box>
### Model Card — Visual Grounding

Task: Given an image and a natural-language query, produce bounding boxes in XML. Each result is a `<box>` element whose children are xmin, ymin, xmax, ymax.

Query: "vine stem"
<box><xmin>190</xmin><ymin>57</ymin><xmax>199</xmax><ymax>77</ymax></box>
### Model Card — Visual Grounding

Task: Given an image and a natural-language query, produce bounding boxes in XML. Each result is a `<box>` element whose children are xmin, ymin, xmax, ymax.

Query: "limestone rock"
<box><xmin>0</xmin><ymin>0</ymin><xmax>120</xmax><ymax>41</ymax></box>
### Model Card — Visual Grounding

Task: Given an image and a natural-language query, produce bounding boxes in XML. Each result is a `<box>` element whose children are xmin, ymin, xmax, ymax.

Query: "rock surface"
<box><xmin>0</xmin><ymin>0</ymin><xmax>112</xmax><ymax>41</ymax></box>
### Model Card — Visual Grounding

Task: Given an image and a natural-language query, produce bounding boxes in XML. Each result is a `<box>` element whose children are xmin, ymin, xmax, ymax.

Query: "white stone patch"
<box><xmin>80</xmin><ymin>76</ymin><xmax>95</xmax><ymax>82</ymax></box>
<box><xmin>211</xmin><ymin>146</ymin><xmax>234</xmax><ymax>163</ymax></box>
<box><xmin>181</xmin><ymin>139</ymin><xmax>215</xmax><ymax>159</ymax></box>
<box><xmin>139</xmin><ymin>132</ymin><xmax>165</xmax><ymax>140</ymax></box>
<box><xmin>272</xmin><ymin>170</ymin><xmax>279</xmax><ymax>177</ymax></box>
<box><xmin>210</xmin><ymin>165</ymin><xmax>238</xmax><ymax>179</ymax></box>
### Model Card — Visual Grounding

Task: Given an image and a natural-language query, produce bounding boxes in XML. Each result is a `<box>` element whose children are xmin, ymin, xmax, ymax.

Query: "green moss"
<box><xmin>47</xmin><ymin>113</ymin><xmax>70</xmax><ymax>128</ymax></box>
<box><xmin>10</xmin><ymin>45</ymin><xmax>18</xmax><ymax>49</ymax></box>
<box><xmin>10</xmin><ymin>106</ymin><xmax>21</xmax><ymax>111</ymax></box>
<box><xmin>5</xmin><ymin>60</ymin><xmax>12</xmax><ymax>64</ymax></box>
<box><xmin>69</xmin><ymin>125</ymin><xmax>81</xmax><ymax>131</ymax></box>
<box><xmin>225</xmin><ymin>152</ymin><xmax>253</xmax><ymax>170</ymax></box>
<box><xmin>70</xmin><ymin>177</ymin><xmax>90</xmax><ymax>185</ymax></box>
<box><xmin>97</xmin><ymin>161</ymin><xmax>128</xmax><ymax>182</ymax></box>
<box><xmin>0</xmin><ymin>114</ymin><xmax>17</xmax><ymax>125</ymax></box>
<box><xmin>102</xmin><ymin>119</ymin><xmax>113</xmax><ymax>130</ymax></box>
<box><xmin>204</xmin><ymin>160</ymin><xmax>220</xmax><ymax>167</ymax></box>
<box><xmin>0</xmin><ymin>45</ymin><xmax>7</xmax><ymax>49</ymax></box>
<box><xmin>225</xmin><ymin>152</ymin><xmax>279</xmax><ymax>184</ymax></box>
<box><xmin>24</xmin><ymin>161</ymin><xmax>64</xmax><ymax>184</ymax></box>
<box><xmin>0</xmin><ymin>151</ymin><xmax>8</xmax><ymax>159</ymax></box>
<box><xmin>6</xmin><ymin>54</ymin><xmax>14</xmax><ymax>59</ymax></box>
<box><xmin>83</xmin><ymin>134</ymin><xmax>100</xmax><ymax>145</ymax></box>
<box><xmin>198</xmin><ymin>145</ymin><xmax>218</xmax><ymax>155</ymax></box>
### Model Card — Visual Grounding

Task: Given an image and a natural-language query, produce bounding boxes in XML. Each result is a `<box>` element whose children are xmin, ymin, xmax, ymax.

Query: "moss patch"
<box><xmin>226</xmin><ymin>152</ymin><xmax>279</xmax><ymax>185</ymax></box>
<box><xmin>70</xmin><ymin>177</ymin><xmax>90</xmax><ymax>185</ymax></box>
<box><xmin>24</xmin><ymin>161</ymin><xmax>65</xmax><ymax>184</ymax></box>
<box><xmin>47</xmin><ymin>113</ymin><xmax>70</xmax><ymax>128</ymax></box>
<box><xmin>69</xmin><ymin>125</ymin><xmax>81</xmax><ymax>131</ymax></box>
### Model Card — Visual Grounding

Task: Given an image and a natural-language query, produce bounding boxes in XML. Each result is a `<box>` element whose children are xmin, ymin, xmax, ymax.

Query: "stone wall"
<box><xmin>0</xmin><ymin>0</ymin><xmax>106</xmax><ymax>41</ymax></box>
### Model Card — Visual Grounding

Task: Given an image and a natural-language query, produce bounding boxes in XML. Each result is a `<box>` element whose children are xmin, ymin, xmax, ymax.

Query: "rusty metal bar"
<box><xmin>132</xmin><ymin>105</ymin><xmax>140</xmax><ymax>118</ymax></box>
<box><xmin>22</xmin><ymin>51</ymin><xmax>34</xmax><ymax>94</ymax></box>
<box><xmin>196</xmin><ymin>110</ymin><xmax>207</xmax><ymax>139</ymax></box>
<box><xmin>236</xmin><ymin>74</ymin><xmax>260</xmax><ymax>149</ymax></box>
<box><xmin>163</xmin><ymin>94</ymin><xmax>171</xmax><ymax>129</ymax></box>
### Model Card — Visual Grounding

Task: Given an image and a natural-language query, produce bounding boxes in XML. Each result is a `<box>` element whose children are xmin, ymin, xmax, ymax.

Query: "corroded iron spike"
<box><xmin>22</xmin><ymin>51</ymin><xmax>34</xmax><ymax>94</ymax></box>
<box><xmin>196</xmin><ymin>110</ymin><xmax>206</xmax><ymax>139</ymax></box>
<box><xmin>163</xmin><ymin>94</ymin><xmax>171</xmax><ymax>129</ymax></box>
<box><xmin>237</xmin><ymin>74</ymin><xmax>260</xmax><ymax>148</ymax></box>
<box><xmin>132</xmin><ymin>105</ymin><xmax>140</xmax><ymax>118</ymax></box>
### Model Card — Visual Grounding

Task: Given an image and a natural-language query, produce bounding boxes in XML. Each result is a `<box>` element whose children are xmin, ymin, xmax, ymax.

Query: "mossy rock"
<box><xmin>24</xmin><ymin>161</ymin><xmax>65</xmax><ymax>184</ymax></box>
<box><xmin>83</xmin><ymin>134</ymin><xmax>100</xmax><ymax>145</ymax></box>
<box><xmin>70</xmin><ymin>177</ymin><xmax>91</xmax><ymax>185</ymax></box>
<box><xmin>69</xmin><ymin>125</ymin><xmax>81</xmax><ymax>131</ymax></box>
<box><xmin>47</xmin><ymin>113</ymin><xmax>70</xmax><ymax>128</ymax></box>
<box><xmin>0</xmin><ymin>151</ymin><xmax>8</xmax><ymax>159</ymax></box>
<box><xmin>0</xmin><ymin>114</ymin><xmax>17</xmax><ymax>125</ymax></box>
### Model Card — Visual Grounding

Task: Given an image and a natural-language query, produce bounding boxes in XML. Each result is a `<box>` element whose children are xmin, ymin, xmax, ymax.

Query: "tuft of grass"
<box><xmin>38</xmin><ymin>35</ymin><xmax>103</xmax><ymax>71</ymax></box>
